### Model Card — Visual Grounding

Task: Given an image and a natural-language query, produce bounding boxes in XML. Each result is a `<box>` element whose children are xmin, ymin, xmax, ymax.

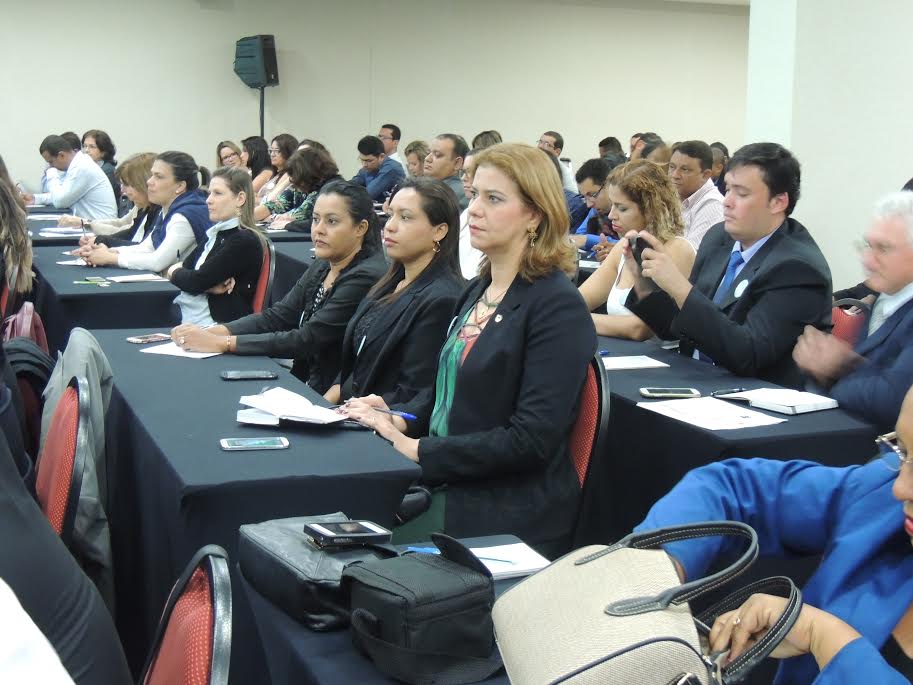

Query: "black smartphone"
<box><xmin>303</xmin><ymin>520</ymin><xmax>392</xmax><ymax>547</ymax></box>
<box><xmin>220</xmin><ymin>370</ymin><xmax>279</xmax><ymax>381</ymax></box>
<box><xmin>630</xmin><ymin>236</ymin><xmax>649</xmax><ymax>267</ymax></box>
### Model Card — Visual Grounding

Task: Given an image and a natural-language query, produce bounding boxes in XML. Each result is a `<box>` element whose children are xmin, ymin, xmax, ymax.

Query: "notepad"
<box><xmin>239</xmin><ymin>387</ymin><xmax>345</xmax><ymax>425</ymax></box>
<box><xmin>638</xmin><ymin>396</ymin><xmax>786</xmax><ymax>430</ymax></box>
<box><xmin>715</xmin><ymin>388</ymin><xmax>838</xmax><ymax>415</ymax></box>
<box><xmin>602</xmin><ymin>355</ymin><xmax>670</xmax><ymax>371</ymax></box>
<box><xmin>139</xmin><ymin>342</ymin><xmax>221</xmax><ymax>359</ymax></box>
<box><xmin>408</xmin><ymin>542</ymin><xmax>550</xmax><ymax>580</ymax></box>
<box><xmin>106</xmin><ymin>274</ymin><xmax>169</xmax><ymax>283</ymax></box>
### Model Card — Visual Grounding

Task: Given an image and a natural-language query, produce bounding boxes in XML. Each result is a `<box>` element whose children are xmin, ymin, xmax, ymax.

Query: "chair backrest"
<box><xmin>252</xmin><ymin>237</ymin><xmax>276</xmax><ymax>313</ymax></box>
<box><xmin>568</xmin><ymin>354</ymin><xmax>610</xmax><ymax>487</ymax></box>
<box><xmin>35</xmin><ymin>376</ymin><xmax>87</xmax><ymax>545</ymax></box>
<box><xmin>142</xmin><ymin>545</ymin><xmax>232</xmax><ymax>685</ymax></box>
<box><xmin>831</xmin><ymin>298</ymin><xmax>871</xmax><ymax>347</ymax></box>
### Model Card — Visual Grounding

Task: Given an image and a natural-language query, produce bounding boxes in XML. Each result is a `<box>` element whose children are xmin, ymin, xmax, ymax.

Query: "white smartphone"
<box><xmin>219</xmin><ymin>436</ymin><xmax>289</xmax><ymax>451</ymax></box>
<box><xmin>303</xmin><ymin>520</ymin><xmax>392</xmax><ymax>546</ymax></box>
<box><xmin>126</xmin><ymin>333</ymin><xmax>171</xmax><ymax>344</ymax></box>
<box><xmin>639</xmin><ymin>387</ymin><xmax>702</xmax><ymax>399</ymax></box>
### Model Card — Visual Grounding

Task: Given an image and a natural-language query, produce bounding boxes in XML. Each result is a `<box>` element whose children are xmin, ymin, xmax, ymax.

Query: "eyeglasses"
<box><xmin>378</xmin><ymin>134</ymin><xmax>393</xmax><ymax>141</ymax></box>
<box><xmin>82</xmin><ymin>143</ymin><xmax>98</xmax><ymax>151</ymax></box>
<box><xmin>584</xmin><ymin>179</ymin><xmax>608</xmax><ymax>201</ymax></box>
<box><xmin>537</xmin><ymin>139</ymin><xmax>555</xmax><ymax>150</ymax></box>
<box><xmin>221</xmin><ymin>152</ymin><xmax>240</xmax><ymax>163</ymax></box>
<box><xmin>877</xmin><ymin>431</ymin><xmax>912</xmax><ymax>471</ymax></box>
<box><xmin>268</xmin><ymin>148</ymin><xmax>282</xmax><ymax>156</ymax></box>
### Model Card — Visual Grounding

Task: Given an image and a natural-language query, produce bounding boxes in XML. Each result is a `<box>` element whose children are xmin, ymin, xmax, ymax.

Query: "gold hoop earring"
<box><xmin>432</xmin><ymin>240</ymin><xmax>441</xmax><ymax>254</ymax></box>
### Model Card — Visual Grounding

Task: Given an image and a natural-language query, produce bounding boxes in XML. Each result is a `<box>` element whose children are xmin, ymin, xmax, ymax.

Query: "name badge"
<box><xmin>734</xmin><ymin>280</ymin><xmax>749</xmax><ymax>298</ymax></box>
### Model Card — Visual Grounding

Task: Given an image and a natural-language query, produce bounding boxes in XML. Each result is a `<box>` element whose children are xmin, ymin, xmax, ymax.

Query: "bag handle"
<box><xmin>350</xmin><ymin>608</ymin><xmax>503</xmax><ymax>685</ymax></box>
<box><xmin>587</xmin><ymin>521</ymin><xmax>758</xmax><ymax>616</ymax></box>
<box><xmin>695</xmin><ymin>576</ymin><xmax>803</xmax><ymax>685</ymax></box>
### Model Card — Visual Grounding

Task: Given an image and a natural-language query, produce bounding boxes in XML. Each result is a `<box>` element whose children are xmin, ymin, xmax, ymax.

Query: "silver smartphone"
<box><xmin>639</xmin><ymin>387</ymin><xmax>701</xmax><ymax>399</ymax></box>
<box><xmin>219</xmin><ymin>436</ymin><xmax>289</xmax><ymax>451</ymax></box>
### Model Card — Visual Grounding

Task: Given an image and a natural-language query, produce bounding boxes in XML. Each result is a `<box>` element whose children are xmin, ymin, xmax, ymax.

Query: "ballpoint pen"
<box><xmin>710</xmin><ymin>387</ymin><xmax>747</xmax><ymax>397</ymax></box>
<box><xmin>375</xmin><ymin>408</ymin><xmax>418</xmax><ymax>421</ymax></box>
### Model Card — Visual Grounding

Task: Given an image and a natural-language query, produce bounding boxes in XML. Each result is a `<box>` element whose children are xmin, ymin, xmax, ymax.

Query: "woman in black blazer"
<box><xmin>173</xmin><ymin>181</ymin><xmax>386</xmax><ymax>392</ymax></box>
<box><xmin>346</xmin><ymin>144</ymin><xmax>597</xmax><ymax>557</ymax></box>
<box><xmin>325</xmin><ymin>178</ymin><xmax>465</xmax><ymax>406</ymax></box>
<box><xmin>167</xmin><ymin>166</ymin><xmax>264</xmax><ymax>325</ymax></box>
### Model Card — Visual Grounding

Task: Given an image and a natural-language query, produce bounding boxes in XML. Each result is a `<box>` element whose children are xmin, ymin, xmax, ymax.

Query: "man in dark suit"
<box><xmin>623</xmin><ymin>142</ymin><xmax>832</xmax><ymax>387</ymax></box>
<box><xmin>793</xmin><ymin>191</ymin><xmax>913</xmax><ymax>431</ymax></box>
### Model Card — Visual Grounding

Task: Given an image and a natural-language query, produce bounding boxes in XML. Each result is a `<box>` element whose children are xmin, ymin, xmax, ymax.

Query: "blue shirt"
<box><xmin>351</xmin><ymin>156</ymin><xmax>405</xmax><ymax>201</ymax></box>
<box><xmin>730</xmin><ymin>229</ymin><xmax>775</xmax><ymax>279</ymax></box>
<box><xmin>574</xmin><ymin>208</ymin><xmax>619</xmax><ymax>252</ymax></box>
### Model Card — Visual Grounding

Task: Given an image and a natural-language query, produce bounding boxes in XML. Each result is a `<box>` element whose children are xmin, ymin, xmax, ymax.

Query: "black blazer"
<box><xmin>398</xmin><ymin>270</ymin><xmax>597</xmax><ymax>557</ymax></box>
<box><xmin>627</xmin><ymin>218</ymin><xmax>832</xmax><ymax>387</ymax></box>
<box><xmin>170</xmin><ymin>226</ymin><xmax>264</xmax><ymax>323</ymax></box>
<box><xmin>227</xmin><ymin>245</ymin><xmax>387</xmax><ymax>392</ymax></box>
<box><xmin>337</xmin><ymin>258</ymin><xmax>465</xmax><ymax>404</ymax></box>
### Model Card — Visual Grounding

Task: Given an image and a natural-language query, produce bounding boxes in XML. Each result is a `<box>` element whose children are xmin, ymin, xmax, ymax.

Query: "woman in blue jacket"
<box><xmin>637</xmin><ymin>386</ymin><xmax>913</xmax><ymax>683</ymax></box>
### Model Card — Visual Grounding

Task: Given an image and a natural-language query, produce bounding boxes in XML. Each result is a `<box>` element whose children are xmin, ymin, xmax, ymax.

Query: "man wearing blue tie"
<box><xmin>622</xmin><ymin>143</ymin><xmax>832</xmax><ymax>387</ymax></box>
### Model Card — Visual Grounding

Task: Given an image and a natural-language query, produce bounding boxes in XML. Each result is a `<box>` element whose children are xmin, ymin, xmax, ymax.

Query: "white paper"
<box><xmin>38</xmin><ymin>226</ymin><xmax>83</xmax><ymax>235</ymax></box>
<box><xmin>637</xmin><ymin>396</ymin><xmax>786</xmax><ymax>430</ymax></box>
<box><xmin>27</xmin><ymin>213</ymin><xmax>64</xmax><ymax>220</ymax></box>
<box><xmin>106</xmin><ymin>274</ymin><xmax>169</xmax><ymax>283</ymax></box>
<box><xmin>55</xmin><ymin>259</ymin><xmax>86</xmax><ymax>266</ymax></box>
<box><xmin>239</xmin><ymin>386</ymin><xmax>344</xmax><ymax>425</ymax></box>
<box><xmin>140</xmin><ymin>341</ymin><xmax>221</xmax><ymax>359</ymax></box>
<box><xmin>602</xmin><ymin>355</ymin><xmax>670</xmax><ymax>371</ymax></box>
<box><xmin>236</xmin><ymin>408</ymin><xmax>281</xmax><ymax>426</ymax></box>
<box><xmin>470</xmin><ymin>543</ymin><xmax>550</xmax><ymax>580</ymax></box>
<box><xmin>717</xmin><ymin>388</ymin><xmax>835</xmax><ymax>408</ymax></box>
<box><xmin>579</xmin><ymin>260</ymin><xmax>601</xmax><ymax>269</ymax></box>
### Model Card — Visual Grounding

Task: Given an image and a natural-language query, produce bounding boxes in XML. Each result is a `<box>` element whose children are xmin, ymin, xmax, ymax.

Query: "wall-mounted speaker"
<box><xmin>234</xmin><ymin>35</ymin><xmax>279</xmax><ymax>89</ymax></box>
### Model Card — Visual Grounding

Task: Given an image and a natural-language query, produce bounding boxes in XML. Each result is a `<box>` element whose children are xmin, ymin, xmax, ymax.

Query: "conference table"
<box><xmin>272</xmin><ymin>239</ymin><xmax>313</xmax><ymax>302</ymax></box>
<box><xmin>31</xmin><ymin>246</ymin><xmax>179</xmax><ymax>352</ymax></box>
<box><xmin>27</xmin><ymin>214</ymin><xmax>83</xmax><ymax>247</ymax></box>
<box><xmin>96</xmin><ymin>328</ymin><xmax>420</xmax><ymax>681</ymax></box>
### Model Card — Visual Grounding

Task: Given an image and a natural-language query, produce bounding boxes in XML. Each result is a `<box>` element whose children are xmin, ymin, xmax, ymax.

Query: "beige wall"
<box><xmin>1</xmin><ymin>0</ymin><xmax>748</xmax><ymax>187</ymax></box>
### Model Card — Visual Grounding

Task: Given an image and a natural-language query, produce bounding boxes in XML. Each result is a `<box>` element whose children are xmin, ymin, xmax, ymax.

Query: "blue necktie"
<box><xmin>712</xmin><ymin>251</ymin><xmax>744</xmax><ymax>305</ymax></box>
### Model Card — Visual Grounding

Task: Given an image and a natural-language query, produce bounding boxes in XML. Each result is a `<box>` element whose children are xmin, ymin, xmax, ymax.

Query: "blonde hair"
<box><xmin>474</xmin><ymin>143</ymin><xmax>576</xmax><ymax>281</ymax></box>
<box><xmin>0</xmin><ymin>181</ymin><xmax>33</xmax><ymax>294</ymax></box>
<box><xmin>116</xmin><ymin>152</ymin><xmax>156</xmax><ymax>200</ymax></box>
<box><xmin>607</xmin><ymin>160</ymin><xmax>684</xmax><ymax>243</ymax></box>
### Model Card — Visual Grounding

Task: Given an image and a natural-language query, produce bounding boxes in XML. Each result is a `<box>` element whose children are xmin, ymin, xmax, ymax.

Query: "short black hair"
<box><xmin>710</xmin><ymin>141</ymin><xmax>730</xmax><ymax>158</ymax></box>
<box><xmin>671</xmin><ymin>140</ymin><xmax>713</xmax><ymax>171</ymax></box>
<box><xmin>60</xmin><ymin>132</ymin><xmax>81</xmax><ymax>152</ymax></box>
<box><xmin>357</xmin><ymin>136</ymin><xmax>385</xmax><ymax>157</ymax></box>
<box><xmin>436</xmin><ymin>134</ymin><xmax>469</xmax><ymax>161</ymax></box>
<box><xmin>39</xmin><ymin>135</ymin><xmax>72</xmax><ymax>157</ymax></box>
<box><xmin>543</xmin><ymin>131</ymin><xmax>564</xmax><ymax>151</ymax></box>
<box><xmin>598</xmin><ymin>136</ymin><xmax>623</xmax><ymax>155</ymax></box>
<box><xmin>575</xmin><ymin>157</ymin><xmax>613</xmax><ymax>186</ymax></box>
<box><xmin>728</xmin><ymin>142</ymin><xmax>801</xmax><ymax>215</ymax></box>
<box><xmin>380</xmin><ymin>124</ymin><xmax>401</xmax><ymax>141</ymax></box>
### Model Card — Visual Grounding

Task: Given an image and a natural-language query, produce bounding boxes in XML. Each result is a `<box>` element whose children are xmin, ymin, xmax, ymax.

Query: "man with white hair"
<box><xmin>793</xmin><ymin>191</ymin><xmax>913</xmax><ymax>430</ymax></box>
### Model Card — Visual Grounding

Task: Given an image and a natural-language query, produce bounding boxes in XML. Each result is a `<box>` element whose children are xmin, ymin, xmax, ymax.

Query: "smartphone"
<box><xmin>630</xmin><ymin>236</ymin><xmax>649</xmax><ymax>267</ymax></box>
<box><xmin>220</xmin><ymin>370</ymin><xmax>279</xmax><ymax>381</ymax></box>
<box><xmin>85</xmin><ymin>276</ymin><xmax>107</xmax><ymax>283</ymax></box>
<box><xmin>303</xmin><ymin>520</ymin><xmax>392</xmax><ymax>546</ymax></box>
<box><xmin>219</xmin><ymin>436</ymin><xmax>289</xmax><ymax>451</ymax></box>
<box><xmin>126</xmin><ymin>333</ymin><xmax>172</xmax><ymax>344</ymax></box>
<box><xmin>639</xmin><ymin>387</ymin><xmax>702</xmax><ymax>399</ymax></box>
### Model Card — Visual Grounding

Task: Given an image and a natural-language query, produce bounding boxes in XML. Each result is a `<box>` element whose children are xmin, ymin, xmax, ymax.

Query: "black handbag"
<box><xmin>238</xmin><ymin>512</ymin><xmax>398</xmax><ymax>631</ymax></box>
<box><xmin>342</xmin><ymin>533</ymin><xmax>503</xmax><ymax>685</ymax></box>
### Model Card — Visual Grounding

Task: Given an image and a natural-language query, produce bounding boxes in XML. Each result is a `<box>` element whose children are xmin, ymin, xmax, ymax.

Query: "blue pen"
<box><xmin>599</xmin><ymin>349</ymin><xmax>612</xmax><ymax>357</ymax></box>
<box><xmin>376</xmin><ymin>408</ymin><xmax>417</xmax><ymax>421</ymax></box>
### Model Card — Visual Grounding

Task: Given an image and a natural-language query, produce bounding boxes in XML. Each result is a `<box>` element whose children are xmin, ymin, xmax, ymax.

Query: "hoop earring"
<box><xmin>432</xmin><ymin>240</ymin><xmax>441</xmax><ymax>254</ymax></box>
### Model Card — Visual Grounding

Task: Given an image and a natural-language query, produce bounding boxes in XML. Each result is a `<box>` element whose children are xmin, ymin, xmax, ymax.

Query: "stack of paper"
<box><xmin>139</xmin><ymin>341</ymin><xmax>221</xmax><ymax>359</ymax></box>
<box><xmin>637</xmin><ymin>396</ymin><xmax>786</xmax><ymax>430</ymax></box>
<box><xmin>238</xmin><ymin>387</ymin><xmax>344</xmax><ymax>425</ymax></box>
<box><xmin>107</xmin><ymin>274</ymin><xmax>169</xmax><ymax>283</ymax></box>
<box><xmin>602</xmin><ymin>355</ymin><xmax>670</xmax><ymax>371</ymax></box>
<box><xmin>716</xmin><ymin>388</ymin><xmax>838</xmax><ymax>415</ymax></box>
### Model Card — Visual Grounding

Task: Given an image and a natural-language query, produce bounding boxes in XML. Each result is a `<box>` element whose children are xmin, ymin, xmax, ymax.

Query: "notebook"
<box><xmin>716</xmin><ymin>388</ymin><xmax>838</xmax><ymax>415</ymax></box>
<box><xmin>238</xmin><ymin>387</ymin><xmax>345</xmax><ymax>425</ymax></box>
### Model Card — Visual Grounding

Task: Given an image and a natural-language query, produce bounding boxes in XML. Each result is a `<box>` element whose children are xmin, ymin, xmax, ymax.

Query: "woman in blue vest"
<box><xmin>79</xmin><ymin>151</ymin><xmax>211</xmax><ymax>272</ymax></box>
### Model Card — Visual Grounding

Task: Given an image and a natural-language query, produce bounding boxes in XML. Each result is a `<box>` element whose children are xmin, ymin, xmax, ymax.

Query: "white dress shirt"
<box><xmin>559</xmin><ymin>160</ymin><xmax>578</xmax><ymax>195</ymax></box>
<box><xmin>681</xmin><ymin>179</ymin><xmax>724</xmax><ymax>249</ymax></box>
<box><xmin>869</xmin><ymin>280</ymin><xmax>913</xmax><ymax>335</ymax></box>
<box><xmin>33</xmin><ymin>151</ymin><xmax>117</xmax><ymax>220</ymax></box>
<box><xmin>458</xmin><ymin>207</ymin><xmax>484</xmax><ymax>280</ymax></box>
<box><xmin>388</xmin><ymin>150</ymin><xmax>405</xmax><ymax>171</ymax></box>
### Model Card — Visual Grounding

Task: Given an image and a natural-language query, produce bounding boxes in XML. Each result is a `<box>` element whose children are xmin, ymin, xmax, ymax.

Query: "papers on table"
<box><xmin>55</xmin><ymin>259</ymin><xmax>86</xmax><ymax>266</ymax></box>
<box><xmin>471</xmin><ymin>543</ymin><xmax>550</xmax><ymax>580</ymax></box>
<box><xmin>238</xmin><ymin>387</ymin><xmax>345</xmax><ymax>425</ymax></box>
<box><xmin>106</xmin><ymin>274</ymin><xmax>169</xmax><ymax>283</ymax></box>
<box><xmin>139</xmin><ymin>341</ymin><xmax>221</xmax><ymax>359</ymax></box>
<box><xmin>637</xmin><ymin>396</ymin><xmax>786</xmax><ymax>430</ymax></box>
<box><xmin>38</xmin><ymin>226</ymin><xmax>84</xmax><ymax>235</ymax></box>
<box><xmin>28</xmin><ymin>213</ymin><xmax>65</xmax><ymax>220</ymax></box>
<box><xmin>716</xmin><ymin>388</ymin><xmax>838</xmax><ymax>415</ymax></box>
<box><xmin>602</xmin><ymin>355</ymin><xmax>670</xmax><ymax>371</ymax></box>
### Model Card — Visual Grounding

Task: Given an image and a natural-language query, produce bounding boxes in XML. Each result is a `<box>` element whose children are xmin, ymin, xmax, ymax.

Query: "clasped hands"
<box><xmin>339</xmin><ymin>395</ymin><xmax>420</xmax><ymax>463</ymax></box>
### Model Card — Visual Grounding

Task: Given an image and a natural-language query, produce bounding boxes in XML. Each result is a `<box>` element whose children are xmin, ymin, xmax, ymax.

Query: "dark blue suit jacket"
<box><xmin>829</xmin><ymin>296</ymin><xmax>913</xmax><ymax>431</ymax></box>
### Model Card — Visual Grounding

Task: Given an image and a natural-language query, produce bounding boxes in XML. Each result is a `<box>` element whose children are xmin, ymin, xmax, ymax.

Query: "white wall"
<box><xmin>1</xmin><ymin>0</ymin><xmax>748</xmax><ymax>186</ymax></box>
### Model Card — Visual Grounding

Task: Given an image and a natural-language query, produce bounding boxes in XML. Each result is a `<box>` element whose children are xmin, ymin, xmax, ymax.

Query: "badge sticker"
<box><xmin>495</xmin><ymin>314</ymin><xmax>503</xmax><ymax>323</ymax></box>
<box><xmin>734</xmin><ymin>280</ymin><xmax>749</xmax><ymax>298</ymax></box>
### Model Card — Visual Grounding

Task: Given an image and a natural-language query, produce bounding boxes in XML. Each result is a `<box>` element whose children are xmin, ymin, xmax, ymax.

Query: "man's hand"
<box><xmin>792</xmin><ymin>325</ymin><xmax>863</xmax><ymax>387</ymax></box>
<box><xmin>592</xmin><ymin>234</ymin><xmax>612</xmax><ymax>261</ymax></box>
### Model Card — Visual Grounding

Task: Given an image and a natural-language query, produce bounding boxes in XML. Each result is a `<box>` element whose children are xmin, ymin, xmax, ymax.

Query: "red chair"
<box><xmin>141</xmin><ymin>545</ymin><xmax>232</xmax><ymax>685</ymax></box>
<box><xmin>34</xmin><ymin>376</ymin><xmax>87</xmax><ymax>545</ymax></box>
<box><xmin>832</xmin><ymin>298</ymin><xmax>872</xmax><ymax>347</ymax></box>
<box><xmin>568</xmin><ymin>354</ymin><xmax>610</xmax><ymax>488</ymax></box>
<box><xmin>252</xmin><ymin>238</ymin><xmax>276</xmax><ymax>313</ymax></box>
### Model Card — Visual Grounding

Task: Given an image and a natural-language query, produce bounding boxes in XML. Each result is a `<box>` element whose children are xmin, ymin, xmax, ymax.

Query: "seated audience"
<box><xmin>378</xmin><ymin>123</ymin><xmax>404</xmax><ymax>169</ymax></box>
<box><xmin>543</xmin><ymin>153</ymin><xmax>588</xmax><ymax>229</ymax></box>
<box><xmin>630</xmin><ymin>132</ymin><xmax>662</xmax><ymax>160</ymax></box>
<box><xmin>80</xmin><ymin>151</ymin><xmax>211</xmax><ymax>271</ymax></box>
<box><xmin>60</xmin><ymin>131</ymin><xmax>82</xmax><ymax>152</ymax></box>
<box><xmin>344</xmin><ymin>143</ymin><xmax>597</xmax><ymax>558</ymax></box>
<box><xmin>668</xmin><ymin>140</ymin><xmax>724</xmax><ymax>248</ymax></box>
<box><xmin>457</xmin><ymin>149</ymin><xmax>484</xmax><ymax>279</ymax></box>
<box><xmin>643</xmin><ymin>140</ymin><xmax>672</xmax><ymax>165</ymax></box>
<box><xmin>215</xmin><ymin>140</ymin><xmax>243</xmax><ymax>169</ymax></box>
<box><xmin>351</xmin><ymin>135</ymin><xmax>405</xmax><ymax>201</ymax></box>
<box><xmin>793</xmin><ymin>192</ymin><xmax>913</xmax><ymax>431</ymax></box>
<box><xmin>471</xmin><ymin>130</ymin><xmax>502</xmax><ymax>149</ymax></box>
<box><xmin>261</xmin><ymin>147</ymin><xmax>342</xmax><ymax>230</ymax></box>
<box><xmin>424</xmin><ymin>133</ymin><xmax>470</xmax><ymax>211</ymax></box>
<box><xmin>172</xmin><ymin>181</ymin><xmax>386</xmax><ymax>391</ymax></box>
<box><xmin>257</xmin><ymin>133</ymin><xmax>297</xmax><ymax>203</ymax></box>
<box><xmin>64</xmin><ymin>153</ymin><xmax>160</xmax><ymax>248</ymax></box>
<box><xmin>624</xmin><ymin>142</ymin><xmax>832</xmax><ymax>387</ymax></box>
<box><xmin>710</xmin><ymin>141</ymin><xmax>729</xmax><ymax>195</ymax></box>
<box><xmin>573</xmin><ymin>157</ymin><xmax>624</xmax><ymax>255</ymax></box>
<box><xmin>21</xmin><ymin>135</ymin><xmax>117</xmax><ymax>220</ymax></box>
<box><xmin>80</xmin><ymin>129</ymin><xmax>118</xmax><ymax>200</ymax></box>
<box><xmin>167</xmin><ymin>166</ymin><xmax>265</xmax><ymax>326</ymax></box>
<box><xmin>537</xmin><ymin>130</ymin><xmax>578</xmax><ymax>194</ymax></box>
<box><xmin>403</xmin><ymin>140</ymin><xmax>429</xmax><ymax>178</ymax></box>
<box><xmin>637</xmin><ymin>384</ymin><xmax>913</xmax><ymax>684</ymax></box>
<box><xmin>598</xmin><ymin>136</ymin><xmax>624</xmax><ymax>158</ymax></box>
<box><xmin>241</xmin><ymin>136</ymin><xmax>275</xmax><ymax>193</ymax></box>
<box><xmin>579</xmin><ymin>160</ymin><xmax>695</xmax><ymax>339</ymax></box>
<box><xmin>325</xmin><ymin>178</ymin><xmax>465</xmax><ymax>405</ymax></box>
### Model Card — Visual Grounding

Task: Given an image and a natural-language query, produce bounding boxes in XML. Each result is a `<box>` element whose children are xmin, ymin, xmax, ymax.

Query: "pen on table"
<box><xmin>710</xmin><ymin>387</ymin><xmax>747</xmax><ymax>397</ymax></box>
<box><xmin>599</xmin><ymin>349</ymin><xmax>612</xmax><ymax>357</ymax></box>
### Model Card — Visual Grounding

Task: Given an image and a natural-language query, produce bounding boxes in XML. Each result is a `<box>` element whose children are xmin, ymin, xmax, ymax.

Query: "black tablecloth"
<box><xmin>27</xmin><ymin>217</ymin><xmax>82</xmax><ymax>247</ymax></box>
<box><xmin>26</xmin><ymin>204</ymin><xmax>67</xmax><ymax>214</ymax></box>
<box><xmin>31</xmin><ymin>246</ymin><xmax>179</xmax><ymax>352</ymax></box>
<box><xmin>263</xmin><ymin>229</ymin><xmax>313</xmax><ymax>243</ymax></box>
<box><xmin>272</xmin><ymin>240</ymin><xmax>314</xmax><ymax>303</ymax></box>
<box><xmin>574</xmin><ymin>337</ymin><xmax>879</xmax><ymax>546</ymax></box>
<box><xmin>95</xmin><ymin>328</ymin><xmax>420</xmax><ymax>682</ymax></box>
<box><xmin>242</xmin><ymin>535</ymin><xmax>517</xmax><ymax>685</ymax></box>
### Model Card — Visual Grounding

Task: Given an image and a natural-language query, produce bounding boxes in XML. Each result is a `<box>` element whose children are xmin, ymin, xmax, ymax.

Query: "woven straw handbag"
<box><xmin>492</xmin><ymin>521</ymin><xmax>801</xmax><ymax>685</ymax></box>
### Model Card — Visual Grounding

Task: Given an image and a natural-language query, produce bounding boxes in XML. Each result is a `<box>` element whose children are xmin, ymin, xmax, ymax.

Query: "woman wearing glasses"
<box><xmin>636</xmin><ymin>388</ymin><xmax>913</xmax><ymax>684</ymax></box>
<box><xmin>215</xmin><ymin>140</ymin><xmax>243</xmax><ymax>169</ymax></box>
<box><xmin>255</xmin><ymin>133</ymin><xmax>297</xmax><ymax>207</ymax></box>
<box><xmin>578</xmin><ymin>160</ymin><xmax>695</xmax><ymax>340</ymax></box>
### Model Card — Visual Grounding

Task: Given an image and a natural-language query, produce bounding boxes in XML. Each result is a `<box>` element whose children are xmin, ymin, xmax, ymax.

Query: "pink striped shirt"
<box><xmin>681</xmin><ymin>179</ymin><xmax>724</xmax><ymax>249</ymax></box>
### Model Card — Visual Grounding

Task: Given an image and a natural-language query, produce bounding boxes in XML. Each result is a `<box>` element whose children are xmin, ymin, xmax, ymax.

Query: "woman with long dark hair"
<box><xmin>241</xmin><ymin>136</ymin><xmax>274</xmax><ymax>193</ymax></box>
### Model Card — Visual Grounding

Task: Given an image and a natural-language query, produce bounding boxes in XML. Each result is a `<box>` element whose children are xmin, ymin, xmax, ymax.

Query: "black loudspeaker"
<box><xmin>234</xmin><ymin>35</ymin><xmax>279</xmax><ymax>89</ymax></box>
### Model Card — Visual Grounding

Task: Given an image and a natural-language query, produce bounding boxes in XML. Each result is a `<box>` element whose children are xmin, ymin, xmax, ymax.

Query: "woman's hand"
<box><xmin>709</xmin><ymin>594</ymin><xmax>860</xmax><ymax>670</ymax></box>
<box><xmin>82</xmin><ymin>245</ymin><xmax>119</xmax><ymax>267</ymax></box>
<box><xmin>324</xmin><ymin>384</ymin><xmax>342</xmax><ymax>405</ymax></box>
<box><xmin>171</xmin><ymin>324</ymin><xmax>226</xmax><ymax>353</ymax></box>
<box><xmin>270</xmin><ymin>214</ymin><xmax>292</xmax><ymax>230</ymax></box>
<box><xmin>341</xmin><ymin>395</ymin><xmax>417</xmax><ymax>461</ymax></box>
<box><xmin>58</xmin><ymin>215</ymin><xmax>84</xmax><ymax>227</ymax></box>
<box><xmin>206</xmin><ymin>277</ymin><xmax>236</xmax><ymax>295</ymax></box>
<box><xmin>166</xmin><ymin>262</ymin><xmax>182</xmax><ymax>279</ymax></box>
<box><xmin>78</xmin><ymin>234</ymin><xmax>96</xmax><ymax>249</ymax></box>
